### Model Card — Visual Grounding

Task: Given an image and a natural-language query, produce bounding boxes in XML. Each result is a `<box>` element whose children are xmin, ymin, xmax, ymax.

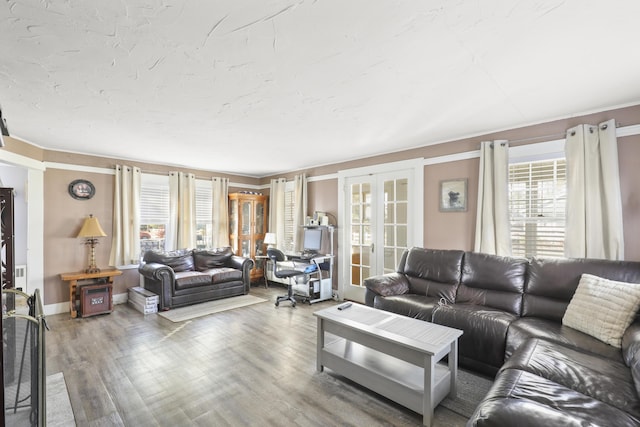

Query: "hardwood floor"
<box><xmin>45</xmin><ymin>285</ymin><xmax>468</xmax><ymax>426</ymax></box>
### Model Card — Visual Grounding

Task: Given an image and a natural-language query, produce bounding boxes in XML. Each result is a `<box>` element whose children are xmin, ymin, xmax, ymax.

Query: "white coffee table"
<box><xmin>314</xmin><ymin>303</ymin><xmax>463</xmax><ymax>426</ymax></box>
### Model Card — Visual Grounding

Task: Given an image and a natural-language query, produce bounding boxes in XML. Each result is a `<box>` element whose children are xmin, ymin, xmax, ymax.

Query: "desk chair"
<box><xmin>267</xmin><ymin>248</ymin><xmax>306</xmax><ymax>307</ymax></box>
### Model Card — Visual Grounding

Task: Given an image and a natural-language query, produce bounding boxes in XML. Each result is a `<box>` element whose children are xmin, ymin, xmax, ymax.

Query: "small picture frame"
<box><xmin>68</xmin><ymin>179</ymin><xmax>96</xmax><ymax>200</ymax></box>
<box><xmin>439</xmin><ymin>179</ymin><xmax>467</xmax><ymax>212</ymax></box>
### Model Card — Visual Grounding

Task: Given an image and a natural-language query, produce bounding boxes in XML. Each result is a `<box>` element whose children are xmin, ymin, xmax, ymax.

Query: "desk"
<box><xmin>269</xmin><ymin>254</ymin><xmax>333</xmax><ymax>303</ymax></box>
<box><xmin>60</xmin><ymin>269</ymin><xmax>122</xmax><ymax>318</ymax></box>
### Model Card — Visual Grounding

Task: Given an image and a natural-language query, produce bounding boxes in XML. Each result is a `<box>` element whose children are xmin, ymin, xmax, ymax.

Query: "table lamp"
<box><xmin>264</xmin><ymin>233</ymin><xmax>276</xmax><ymax>249</ymax></box>
<box><xmin>77</xmin><ymin>214</ymin><xmax>107</xmax><ymax>273</ymax></box>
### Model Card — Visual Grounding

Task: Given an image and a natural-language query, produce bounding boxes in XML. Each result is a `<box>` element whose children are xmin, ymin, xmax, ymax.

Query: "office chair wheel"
<box><xmin>275</xmin><ymin>300</ymin><xmax>279</xmax><ymax>307</ymax></box>
<box><xmin>292</xmin><ymin>302</ymin><xmax>296</xmax><ymax>307</ymax></box>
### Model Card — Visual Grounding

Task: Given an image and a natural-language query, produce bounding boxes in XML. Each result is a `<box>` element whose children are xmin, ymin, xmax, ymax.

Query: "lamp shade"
<box><xmin>77</xmin><ymin>214</ymin><xmax>107</xmax><ymax>238</ymax></box>
<box><xmin>264</xmin><ymin>233</ymin><xmax>276</xmax><ymax>245</ymax></box>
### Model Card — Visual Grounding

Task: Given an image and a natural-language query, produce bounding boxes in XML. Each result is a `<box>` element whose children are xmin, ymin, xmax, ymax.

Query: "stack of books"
<box><xmin>128</xmin><ymin>286</ymin><xmax>159</xmax><ymax>315</ymax></box>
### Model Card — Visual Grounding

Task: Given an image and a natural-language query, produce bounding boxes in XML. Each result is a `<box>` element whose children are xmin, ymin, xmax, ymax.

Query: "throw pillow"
<box><xmin>562</xmin><ymin>273</ymin><xmax>640</xmax><ymax>348</ymax></box>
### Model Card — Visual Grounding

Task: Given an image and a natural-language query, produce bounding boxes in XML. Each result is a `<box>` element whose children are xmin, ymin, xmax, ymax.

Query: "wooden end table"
<box><xmin>60</xmin><ymin>269</ymin><xmax>122</xmax><ymax>318</ymax></box>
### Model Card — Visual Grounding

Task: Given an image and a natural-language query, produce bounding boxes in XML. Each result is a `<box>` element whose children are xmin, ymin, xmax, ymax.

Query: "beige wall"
<box><xmin>424</xmin><ymin>159</ymin><xmax>479</xmax><ymax>250</ymax></box>
<box><xmin>5</xmin><ymin>104</ymin><xmax>640</xmax><ymax>306</ymax></box>
<box><xmin>44</xmin><ymin>169</ymin><xmax>117</xmax><ymax>304</ymax></box>
<box><xmin>619</xmin><ymin>134</ymin><xmax>640</xmax><ymax>261</ymax></box>
<box><xmin>298</xmin><ymin>104</ymin><xmax>640</xmax><ymax>261</ymax></box>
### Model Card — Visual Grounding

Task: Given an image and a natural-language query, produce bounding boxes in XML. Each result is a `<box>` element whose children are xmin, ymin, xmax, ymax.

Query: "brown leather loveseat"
<box><xmin>139</xmin><ymin>247</ymin><xmax>253</xmax><ymax>311</ymax></box>
<box><xmin>364</xmin><ymin>247</ymin><xmax>640</xmax><ymax>426</ymax></box>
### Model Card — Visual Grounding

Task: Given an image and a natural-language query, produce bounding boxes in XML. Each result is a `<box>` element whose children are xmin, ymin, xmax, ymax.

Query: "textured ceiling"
<box><xmin>1</xmin><ymin>1</ymin><xmax>639</xmax><ymax>177</ymax></box>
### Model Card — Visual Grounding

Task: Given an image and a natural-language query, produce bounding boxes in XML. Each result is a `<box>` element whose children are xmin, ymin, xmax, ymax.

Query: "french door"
<box><xmin>339</xmin><ymin>159</ymin><xmax>423</xmax><ymax>302</ymax></box>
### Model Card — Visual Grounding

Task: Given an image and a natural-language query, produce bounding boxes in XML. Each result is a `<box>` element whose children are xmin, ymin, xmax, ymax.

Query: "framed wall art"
<box><xmin>68</xmin><ymin>179</ymin><xmax>95</xmax><ymax>200</ymax></box>
<box><xmin>439</xmin><ymin>178</ymin><xmax>467</xmax><ymax>212</ymax></box>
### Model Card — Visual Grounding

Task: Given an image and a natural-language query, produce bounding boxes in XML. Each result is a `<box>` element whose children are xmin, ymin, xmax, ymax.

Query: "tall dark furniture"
<box><xmin>1</xmin><ymin>187</ymin><xmax>15</xmax><ymax>425</ymax></box>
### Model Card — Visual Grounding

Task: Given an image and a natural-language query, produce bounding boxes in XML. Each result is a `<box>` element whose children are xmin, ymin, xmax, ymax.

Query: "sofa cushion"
<box><xmin>501</xmin><ymin>338</ymin><xmax>640</xmax><ymax>419</ymax></box>
<box><xmin>193</xmin><ymin>247</ymin><xmax>233</xmax><ymax>271</ymax></box>
<box><xmin>203</xmin><ymin>267</ymin><xmax>243</xmax><ymax>284</ymax></box>
<box><xmin>562</xmin><ymin>274</ymin><xmax>640</xmax><ymax>348</ymax></box>
<box><xmin>458</xmin><ymin>252</ymin><xmax>527</xmax><ymax>315</ymax></box>
<box><xmin>432</xmin><ymin>303</ymin><xmax>518</xmax><ymax>374</ymax></box>
<box><xmin>174</xmin><ymin>271</ymin><xmax>212</xmax><ymax>290</ymax></box>
<box><xmin>524</xmin><ymin>257</ymin><xmax>640</xmax><ymax>322</ymax></box>
<box><xmin>402</xmin><ymin>247</ymin><xmax>463</xmax><ymax>282</ymax></box>
<box><xmin>622</xmin><ymin>323</ymin><xmax>640</xmax><ymax>396</ymax></box>
<box><xmin>468</xmin><ymin>368</ymin><xmax>640</xmax><ymax>427</ymax></box>
<box><xmin>144</xmin><ymin>249</ymin><xmax>194</xmax><ymax>272</ymax></box>
<box><xmin>505</xmin><ymin>317</ymin><xmax>622</xmax><ymax>362</ymax></box>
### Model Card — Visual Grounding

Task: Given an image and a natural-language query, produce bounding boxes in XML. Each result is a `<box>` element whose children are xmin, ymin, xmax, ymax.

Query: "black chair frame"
<box><xmin>267</xmin><ymin>248</ymin><xmax>307</xmax><ymax>307</ymax></box>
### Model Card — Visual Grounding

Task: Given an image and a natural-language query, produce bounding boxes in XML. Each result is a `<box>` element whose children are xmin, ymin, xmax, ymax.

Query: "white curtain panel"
<box><xmin>269</xmin><ymin>178</ymin><xmax>287</xmax><ymax>249</ymax></box>
<box><xmin>167</xmin><ymin>171</ymin><xmax>196</xmax><ymax>250</ymax></box>
<box><xmin>474</xmin><ymin>141</ymin><xmax>512</xmax><ymax>256</ymax></box>
<box><xmin>109</xmin><ymin>165</ymin><xmax>141</xmax><ymax>266</ymax></box>
<box><xmin>565</xmin><ymin>119</ymin><xmax>624</xmax><ymax>260</ymax></box>
<box><xmin>292</xmin><ymin>173</ymin><xmax>307</xmax><ymax>252</ymax></box>
<box><xmin>211</xmin><ymin>177</ymin><xmax>230</xmax><ymax>248</ymax></box>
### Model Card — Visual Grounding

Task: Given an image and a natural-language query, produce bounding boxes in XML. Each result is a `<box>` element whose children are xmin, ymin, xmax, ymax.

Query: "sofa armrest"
<box><xmin>226</xmin><ymin>255</ymin><xmax>254</xmax><ymax>293</ymax></box>
<box><xmin>364</xmin><ymin>272</ymin><xmax>410</xmax><ymax>301</ymax></box>
<box><xmin>138</xmin><ymin>262</ymin><xmax>174</xmax><ymax>310</ymax></box>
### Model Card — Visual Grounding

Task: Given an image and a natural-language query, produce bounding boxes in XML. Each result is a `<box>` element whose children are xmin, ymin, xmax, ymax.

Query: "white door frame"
<box><xmin>337</xmin><ymin>158</ymin><xmax>424</xmax><ymax>302</ymax></box>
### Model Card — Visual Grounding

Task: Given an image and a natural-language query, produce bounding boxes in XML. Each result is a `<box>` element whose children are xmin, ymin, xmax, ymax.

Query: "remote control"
<box><xmin>337</xmin><ymin>302</ymin><xmax>352</xmax><ymax>310</ymax></box>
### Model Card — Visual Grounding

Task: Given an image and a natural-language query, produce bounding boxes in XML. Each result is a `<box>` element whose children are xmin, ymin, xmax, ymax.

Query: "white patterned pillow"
<box><xmin>563</xmin><ymin>273</ymin><xmax>640</xmax><ymax>348</ymax></box>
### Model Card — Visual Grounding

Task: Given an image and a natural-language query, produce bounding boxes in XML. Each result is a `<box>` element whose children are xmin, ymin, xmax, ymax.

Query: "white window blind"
<box><xmin>140</xmin><ymin>174</ymin><xmax>169</xmax><ymax>253</ymax></box>
<box><xmin>195</xmin><ymin>180</ymin><xmax>212</xmax><ymax>249</ymax></box>
<box><xmin>140</xmin><ymin>176</ymin><xmax>169</xmax><ymax>225</ymax></box>
<box><xmin>509</xmin><ymin>159</ymin><xmax>566</xmax><ymax>258</ymax></box>
<box><xmin>282</xmin><ymin>189</ymin><xmax>295</xmax><ymax>253</ymax></box>
<box><xmin>195</xmin><ymin>182</ymin><xmax>212</xmax><ymax>225</ymax></box>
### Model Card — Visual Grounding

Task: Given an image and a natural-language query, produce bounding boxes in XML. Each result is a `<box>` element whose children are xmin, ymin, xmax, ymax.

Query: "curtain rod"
<box><xmin>506</xmin><ymin>121</ymin><xmax>627</xmax><ymax>145</ymax></box>
<box><xmin>137</xmin><ymin>169</ymin><xmax>226</xmax><ymax>181</ymax></box>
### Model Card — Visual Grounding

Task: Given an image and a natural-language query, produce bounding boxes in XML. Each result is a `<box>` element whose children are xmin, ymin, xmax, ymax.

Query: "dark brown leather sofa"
<box><xmin>138</xmin><ymin>247</ymin><xmax>253</xmax><ymax>310</ymax></box>
<box><xmin>364</xmin><ymin>247</ymin><xmax>640</xmax><ymax>426</ymax></box>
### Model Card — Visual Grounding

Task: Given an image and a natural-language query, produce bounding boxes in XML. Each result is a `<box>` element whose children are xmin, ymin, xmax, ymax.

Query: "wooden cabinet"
<box><xmin>229</xmin><ymin>193</ymin><xmax>268</xmax><ymax>282</ymax></box>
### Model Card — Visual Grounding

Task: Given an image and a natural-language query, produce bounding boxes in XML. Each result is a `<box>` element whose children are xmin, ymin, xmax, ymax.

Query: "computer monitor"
<box><xmin>303</xmin><ymin>228</ymin><xmax>322</xmax><ymax>253</ymax></box>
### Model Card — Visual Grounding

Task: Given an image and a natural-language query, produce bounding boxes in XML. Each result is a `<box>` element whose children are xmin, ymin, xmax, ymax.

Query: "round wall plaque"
<box><xmin>68</xmin><ymin>179</ymin><xmax>95</xmax><ymax>200</ymax></box>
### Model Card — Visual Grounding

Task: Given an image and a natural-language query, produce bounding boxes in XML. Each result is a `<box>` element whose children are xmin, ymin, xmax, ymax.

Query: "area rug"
<box><xmin>440</xmin><ymin>368</ymin><xmax>493</xmax><ymax>418</ymax></box>
<box><xmin>158</xmin><ymin>294</ymin><xmax>268</xmax><ymax>322</ymax></box>
<box><xmin>47</xmin><ymin>372</ymin><xmax>76</xmax><ymax>427</ymax></box>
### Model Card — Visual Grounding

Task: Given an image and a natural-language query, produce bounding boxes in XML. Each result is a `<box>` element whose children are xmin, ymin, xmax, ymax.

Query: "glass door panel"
<box><xmin>241</xmin><ymin>238</ymin><xmax>251</xmax><ymax>258</ymax></box>
<box><xmin>382</xmin><ymin>177</ymin><xmax>408</xmax><ymax>274</ymax></box>
<box><xmin>349</xmin><ymin>182</ymin><xmax>373</xmax><ymax>288</ymax></box>
<box><xmin>241</xmin><ymin>201</ymin><xmax>251</xmax><ymax>236</ymax></box>
<box><xmin>255</xmin><ymin>201</ymin><xmax>265</xmax><ymax>235</ymax></box>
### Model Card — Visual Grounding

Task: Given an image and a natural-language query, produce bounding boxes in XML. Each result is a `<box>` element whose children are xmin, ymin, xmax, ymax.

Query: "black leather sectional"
<box><xmin>364</xmin><ymin>247</ymin><xmax>640</xmax><ymax>426</ymax></box>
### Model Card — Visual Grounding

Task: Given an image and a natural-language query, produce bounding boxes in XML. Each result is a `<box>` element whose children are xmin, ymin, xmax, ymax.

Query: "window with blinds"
<box><xmin>195</xmin><ymin>181</ymin><xmax>212</xmax><ymax>249</ymax></box>
<box><xmin>282</xmin><ymin>189</ymin><xmax>295</xmax><ymax>253</ymax></box>
<box><xmin>509</xmin><ymin>159</ymin><xmax>566</xmax><ymax>258</ymax></box>
<box><xmin>140</xmin><ymin>174</ymin><xmax>169</xmax><ymax>253</ymax></box>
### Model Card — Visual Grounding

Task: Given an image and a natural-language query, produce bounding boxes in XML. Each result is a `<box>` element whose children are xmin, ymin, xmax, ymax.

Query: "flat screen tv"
<box><xmin>303</xmin><ymin>228</ymin><xmax>322</xmax><ymax>253</ymax></box>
